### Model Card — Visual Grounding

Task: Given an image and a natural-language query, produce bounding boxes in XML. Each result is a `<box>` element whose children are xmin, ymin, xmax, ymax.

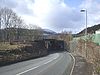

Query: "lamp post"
<box><xmin>0</xmin><ymin>16</ymin><xmax>1</xmax><ymax>41</ymax></box>
<box><xmin>80</xmin><ymin>9</ymin><xmax>87</xmax><ymax>58</ymax></box>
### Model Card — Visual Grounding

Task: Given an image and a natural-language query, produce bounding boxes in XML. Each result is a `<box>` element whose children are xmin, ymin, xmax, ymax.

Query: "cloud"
<box><xmin>45</xmin><ymin>6</ymin><xmax>83</xmax><ymax>31</ymax></box>
<box><xmin>0</xmin><ymin>0</ymin><xmax>34</xmax><ymax>15</ymax></box>
<box><xmin>0</xmin><ymin>0</ymin><xmax>85</xmax><ymax>32</ymax></box>
<box><xmin>1</xmin><ymin>0</ymin><xmax>100</xmax><ymax>33</ymax></box>
<box><xmin>0</xmin><ymin>0</ymin><xmax>18</xmax><ymax>8</ymax></box>
<box><xmin>31</xmin><ymin>0</ymin><xmax>84</xmax><ymax>32</ymax></box>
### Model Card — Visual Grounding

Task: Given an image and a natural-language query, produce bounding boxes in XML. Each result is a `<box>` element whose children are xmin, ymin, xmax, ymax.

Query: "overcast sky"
<box><xmin>0</xmin><ymin>0</ymin><xmax>100</xmax><ymax>33</ymax></box>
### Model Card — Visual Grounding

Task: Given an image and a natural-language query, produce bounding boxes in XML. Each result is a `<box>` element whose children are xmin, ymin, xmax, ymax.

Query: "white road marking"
<box><xmin>36</xmin><ymin>53</ymin><xmax>64</xmax><ymax>75</ymax></box>
<box><xmin>69</xmin><ymin>53</ymin><xmax>75</xmax><ymax>75</ymax></box>
<box><xmin>16</xmin><ymin>53</ymin><xmax>59</xmax><ymax>75</ymax></box>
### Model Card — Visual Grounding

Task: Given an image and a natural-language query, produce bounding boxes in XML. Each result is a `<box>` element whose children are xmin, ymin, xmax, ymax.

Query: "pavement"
<box><xmin>0</xmin><ymin>52</ymin><xmax>74</xmax><ymax>75</ymax></box>
<box><xmin>72</xmin><ymin>55</ymin><xmax>93</xmax><ymax>75</ymax></box>
<box><xmin>70</xmin><ymin>39</ymin><xmax>93</xmax><ymax>75</ymax></box>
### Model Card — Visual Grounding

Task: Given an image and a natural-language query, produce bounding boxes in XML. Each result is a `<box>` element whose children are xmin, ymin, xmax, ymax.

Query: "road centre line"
<box><xmin>16</xmin><ymin>53</ymin><xmax>59</xmax><ymax>75</ymax></box>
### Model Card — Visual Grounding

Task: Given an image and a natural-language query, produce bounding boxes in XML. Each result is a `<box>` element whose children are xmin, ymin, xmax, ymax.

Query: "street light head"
<box><xmin>80</xmin><ymin>9</ymin><xmax>85</xmax><ymax>12</ymax></box>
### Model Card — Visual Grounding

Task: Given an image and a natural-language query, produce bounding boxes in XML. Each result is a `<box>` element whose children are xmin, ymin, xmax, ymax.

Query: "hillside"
<box><xmin>77</xmin><ymin>24</ymin><xmax>100</xmax><ymax>36</ymax></box>
<box><xmin>0</xmin><ymin>28</ymin><xmax>56</xmax><ymax>42</ymax></box>
<box><xmin>43</xmin><ymin>29</ymin><xmax>56</xmax><ymax>35</ymax></box>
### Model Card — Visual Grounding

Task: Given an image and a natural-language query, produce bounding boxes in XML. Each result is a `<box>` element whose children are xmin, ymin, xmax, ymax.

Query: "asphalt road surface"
<box><xmin>0</xmin><ymin>52</ymin><xmax>74</xmax><ymax>75</ymax></box>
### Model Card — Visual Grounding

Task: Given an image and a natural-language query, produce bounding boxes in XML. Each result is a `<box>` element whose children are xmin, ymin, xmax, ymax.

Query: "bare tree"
<box><xmin>0</xmin><ymin>7</ymin><xmax>43</xmax><ymax>42</ymax></box>
<box><xmin>28</xmin><ymin>24</ymin><xmax>43</xmax><ymax>40</ymax></box>
<box><xmin>0</xmin><ymin>7</ymin><xmax>24</xmax><ymax>42</ymax></box>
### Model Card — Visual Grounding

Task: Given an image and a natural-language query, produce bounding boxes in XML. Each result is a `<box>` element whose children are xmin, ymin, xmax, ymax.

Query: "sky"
<box><xmin>0</xmin><ymin>0</ymin><xmax>100</xmax><ymax>33</ymax></box>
